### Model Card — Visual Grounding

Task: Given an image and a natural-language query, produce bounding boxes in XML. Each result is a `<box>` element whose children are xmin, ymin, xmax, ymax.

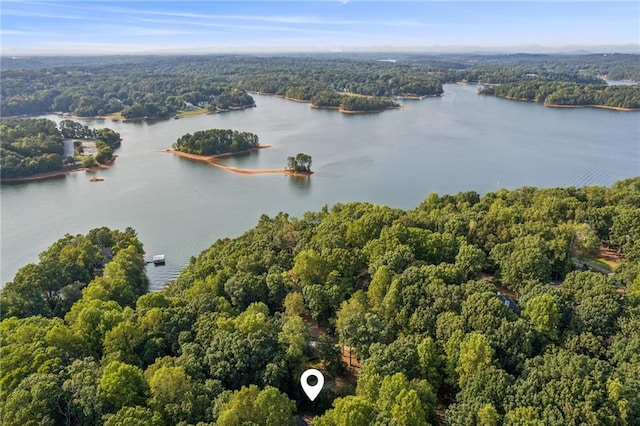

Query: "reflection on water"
<box><xmin>288</xmin><ymin>175</ymin><xmax>312</xmax><ymax>192</ymax></box>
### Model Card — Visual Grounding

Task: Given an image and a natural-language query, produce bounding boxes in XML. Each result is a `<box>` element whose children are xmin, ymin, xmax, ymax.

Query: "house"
<box><xmin>497</xmin><ymin>292</ymin><xmax>520</xmax><ymax>314</ymax></box>
<box><xmin>99</xmin><ymin>247</ymin><xmax>113</xmax><ymax>267</ymax></box>
<box><xmin>183</xmin><ymin>102</ymin><xmax>195</xmax><ymax>110</ymax></box>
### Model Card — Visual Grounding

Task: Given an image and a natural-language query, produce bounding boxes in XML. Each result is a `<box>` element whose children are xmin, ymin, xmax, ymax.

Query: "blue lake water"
<box><xmin>2</xmin><ymin>84</ymin><xmax>638</xmax><ymax>288</ymax></box>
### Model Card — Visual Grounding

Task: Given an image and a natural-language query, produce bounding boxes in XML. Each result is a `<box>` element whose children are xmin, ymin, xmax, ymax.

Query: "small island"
<box><xmin>1</xmin><ymin>118</ymin><xmax>121</xmax><ymax>182</ymax></box>
<box><xmin>168</xmin><ymin>129</ymin><xmax>312</xmax><ymax>177</ymax></box>
<box><xmin>285</xmin><ymin>153</ymin><xmax>313</xmax><ymax>174</ymax></box>
<box><xmin>172</xmin><ymin>128</ymin><xmax>261</xmax><ymax>155</ymax></box>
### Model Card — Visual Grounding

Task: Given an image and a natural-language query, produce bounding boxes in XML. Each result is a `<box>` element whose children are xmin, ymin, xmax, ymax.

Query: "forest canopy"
<box><xmin>3</xmin><ymin>53</ymin><xmax>636</xmax><ymax>118</ymax></box>
<box><xmin>1</xmin><ymin>178</ymin><xmax>639</xmax><ymax>425</ymax></box>
<box><xmin>480</xmin><ymin>81</ymin><xmax>640</xmax><ymax>109</ymax></box>
<box><xmin>172</xmin><ymin>129</ymin><xmax>260</xmax><ymax>156</ymax></box>
<box><xmin>0</xmin><ymin>118</ymin><xmax>121</xmax><ymax>179</ymax></box>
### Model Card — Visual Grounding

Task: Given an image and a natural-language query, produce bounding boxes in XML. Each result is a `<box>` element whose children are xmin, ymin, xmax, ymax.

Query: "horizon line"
<box><xmin>3</xmin><ymin>44</ymin><xmax>639</xmax><ymax>57</ymax></box>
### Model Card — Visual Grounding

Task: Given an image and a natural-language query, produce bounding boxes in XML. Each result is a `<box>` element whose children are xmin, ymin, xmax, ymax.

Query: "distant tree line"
<box><xmin>480</xmin><ymin>82</ymin><xmax>640</xmax><ymax>109</ymax></box>
<box><xmin>2</xmin><ymin>54</ymin><xmax>638</xmax><ymax>118</ymax></box>
<box><xmin>1</xmin><ymin>67</ymin><xmax>255</xmax><ymax>118</ymax></box>
<box><xmin>172</xmin><ymin>129</ymin><xmax>259</xmax><ymax>156</ymax></box>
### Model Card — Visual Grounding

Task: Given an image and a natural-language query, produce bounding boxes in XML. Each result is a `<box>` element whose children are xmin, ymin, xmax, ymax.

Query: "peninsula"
<box><xmin>309</xmin><ymin>91</ymin><xmax>401</xmax><ymax>113</ymax></box>
<box><xmin>1</xmin><ymin>118</ymin><xmax>121</xmax><ymax>183</ymax></box>
<box><xmin>479</xmin><ymin>82</ymin><xmax>640</xmax><ymax>111</ymax></box>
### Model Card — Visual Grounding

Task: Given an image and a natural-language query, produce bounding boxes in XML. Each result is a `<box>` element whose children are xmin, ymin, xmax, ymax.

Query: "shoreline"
<box><xmin>284</xmin><ymin>96</ymin><xmax>311</xmax><ymax>103</ymax></box>
<box><xmin>164</xmin><ymin>145</ymin><xmax>271</xmax><ymax>160</ymax></box>
<box><xmin>487</xmin><ymin>94</ymin><xmax>639</xmax><ymax>111</ymax></box>
<box><xmin>543</xmin><ymin>103</ymin><xmax>640</xmax><ymax>112</ymax></box>
<box><xmin>393</xmin><ymin>94</ymin><xmax>443</xmax><ymax>100</ymax></box>
<box><xmin>58</xmin><ymin>104</ymin><xmax>256</xmax><ymax>122</ymax></box>
<box><xmin>1</xmin><ymin>157</ymin><xmax>117</xmax><ymax>184</ymax></box>
<box><xmin>164</xmin><ymin>147</ymin><xmax>312</xmax><ymax>178</ymax></box>
<box><xmin>310</xmin><ymin>104</ymin><xmax>402</xmax><ymax>114</ymax></box>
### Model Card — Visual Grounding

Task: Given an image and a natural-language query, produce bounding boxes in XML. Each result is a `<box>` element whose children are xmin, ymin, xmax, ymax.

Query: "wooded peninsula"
<box><xmin>1</xmin><ymin>178</ymin><xmax>639</xmax><ymax>425</ymax></box>
<box><xmin>0</xmin><ymin>118</ymin><xmax>121</xmax><ymax>180</ymax></box>
<box><xmin>479</xmin><ymin>81</ymin><xmax>640</xmax><ymax>110</ymax></box>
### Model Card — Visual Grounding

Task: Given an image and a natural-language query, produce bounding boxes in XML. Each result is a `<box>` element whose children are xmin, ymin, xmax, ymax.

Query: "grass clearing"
<box><xmin>175</xmin><ymin>107</ymin><xmax>209</xmax><ymax>117</ymax></box>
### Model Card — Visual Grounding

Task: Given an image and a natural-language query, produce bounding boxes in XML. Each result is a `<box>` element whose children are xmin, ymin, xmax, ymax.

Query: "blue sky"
<box><xmin>1</xmin><ymin>1</ymin><xmax>639</xmax><ymax>54</ymax></box>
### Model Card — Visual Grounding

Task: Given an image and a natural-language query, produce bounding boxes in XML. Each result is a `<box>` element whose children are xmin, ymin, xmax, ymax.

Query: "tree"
<box><xmin>314</xmin><ymin>396</ymin><xmax>377</xmax><ymax>426</ymax></box>
<box><xmin>148</xmin><ymin>366</ymin><xmax>194</xmax><ymax>424</ymax></box>
<box><xmin>456</xmin><ymin>365</ymin><xmax>514</xmax><ymax>413</ymax></box>
<box><xmin>204</xmin><ymin>328</ymin><xmax>279</xmax><ymax>389</ymax></box>
<box><xmin>491</xmin><ymin>236</ymin><xmax>552</xmax><ymax>290</ymax></box>
<box><xmin>336</xmin><ymin>296</ymin><xmax>385</xmax><ymax>360</ymax></box>
<box><xmin>456</xmin><ymin>332</ymin><xmax>495</xmax><ymax>387</ymax></box>
<box><xmin>103</xmin><ymin>321</ymin><xmax>146</xmax><ymax>366</ymax></box>
<box><xmin>0</xmin><ymin>316</ymin><xmax>66</xmax><ymax>404</ymax></box>
<box><xmin>509</xmin><ymin>349</ymin><xmax>617</xmax><ymax>424</ymax></box>
<box><xmin>563</xmin><ymin>271</ymin><xmax>622</xmax><ymax>336</ymax></box>
<box><xmin>217</xmin><ymin>385</ymin><xmax>296</xmax><ymax>426</ymax></box>
<box><xmin>283</xmin><ymin>291</ymin><xmax>306</xmax><ymax>317</ymax></box>
<box><xmin>368</xmin><ymin>265</ymin><xmax>392</xmax><ymax>313</ymax></box>
<box><xmin>278</xmin><ymin>315</ymin><xmax>309</xmax><ymax>361</ymax></box>
<box><xmin>82</xmin><ymin>155</ymin><xmax>98</xmax><ymax>168</ymax></box>
<box><xmin>99</xmin><ymin>361</ymin><xmax>148</xmax><ymax>410</ymax></box>
<box><xmin>523</xmin><ymin>294</ymin><xmax>560</xmax><ymax>341</ymax></box>
<box><xmin>285</xmin><ymin>153</ymin><xmax>312</xmax><ymax>173</ymax></box>
<box><xmin>95</xmin><ymin>128</ymin><xmax>122</xmax><ymax>148</ymax></box>
<box><xmin>477</xmin><ymin>404</ymin><xmax>500</xmax><ymax>426</ymax></box>
<box><xmin>103</xmin><ymin>406</ymin><xmax>163</xmax><ymax>426</ymax></box>
<box><xmin>62</xmin><ymin>358</ymin><xmax>106</xmax><ymax>426</ymax></box>
<box><xmin>2</xmin><ymin>373</ymin><xmax>67</xmax><ymax>426</ymax></box>
<box><xmin>456</xmin><ymin>242</ymin><xmax>487</xmax><ymax>280</ymax></box>
<box><xmin>389</xmin><ymin>389</ymin><xmax>429</xmax><ymax>426</ymax></box>
<box><xmin>417</xmin><ymin>336</ymin><xmax>444</xmax><ymax>388</ymax></box>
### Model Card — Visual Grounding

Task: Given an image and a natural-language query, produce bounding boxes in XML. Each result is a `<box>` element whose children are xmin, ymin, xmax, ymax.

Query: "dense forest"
<box><xmin>1</xmin><ymin>178</ymin><xmax>639</xmax><ymax>425</ymax></box>
<box><xmin>309</xmin><ymin>92</ymin><xmax>400</xmax><ymax>112</ymax></box>
<box><xmin>0</xmin><ymin>118</ymin><xmax>121</xmax><ymax>179</ymax></box>
<box><xmin>172</xmin><ymin>129</ymin><xmax>260</xmax><ymax>156</ymax></box>
<box><xmin>3</xmin><ymin>53</ymin><xmax>637</xmax><ymax>118</ymax></box>
<box><xmin>479</xmin><ymin>82</ymin><xmax>640</xmax><ymax>109</ymax></box>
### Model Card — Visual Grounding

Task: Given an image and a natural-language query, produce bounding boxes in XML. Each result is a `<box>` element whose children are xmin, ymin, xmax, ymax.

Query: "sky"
<box><xmin>1</xmin><ymin>1</ymin><xmax>639</xmax><ymax>55</ymax></box>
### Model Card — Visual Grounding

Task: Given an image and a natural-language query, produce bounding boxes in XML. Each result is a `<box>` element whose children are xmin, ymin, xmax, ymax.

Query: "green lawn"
<box><xmin>583</xmin><ymin>257</ymin><xmax>614</xmax><ymax>272</ymax></box>
<box><xmin>175</xmin><ymin>107</ymin><xmax>209</xmax><ymax>117</ymax></box>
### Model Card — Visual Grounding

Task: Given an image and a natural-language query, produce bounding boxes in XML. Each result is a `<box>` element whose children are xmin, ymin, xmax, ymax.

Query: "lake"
<box><xmin>2</xmin><ymin>84</ymin><xmax>638</xmax><ymax>289</ymax></box>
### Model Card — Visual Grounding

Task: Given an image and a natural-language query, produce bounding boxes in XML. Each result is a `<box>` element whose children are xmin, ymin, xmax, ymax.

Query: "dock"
<box><xmin>147</xmin><ymin>254</ymin><xmax>166</xmax><ymax>265</ymax></box>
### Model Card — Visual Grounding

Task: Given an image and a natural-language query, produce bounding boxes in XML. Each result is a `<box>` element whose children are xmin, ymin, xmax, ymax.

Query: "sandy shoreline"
<box><xmin>164</xmin><ymin>147</ymin><xmax>312</xmax><ymax>177</ymax></box>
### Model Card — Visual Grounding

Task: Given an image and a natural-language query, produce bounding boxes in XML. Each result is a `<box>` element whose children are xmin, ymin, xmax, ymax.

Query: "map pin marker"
<box><xmin>300</xmin><ymin>368</ymin><xmax>324</xmax><ymax>401</ymax></box>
